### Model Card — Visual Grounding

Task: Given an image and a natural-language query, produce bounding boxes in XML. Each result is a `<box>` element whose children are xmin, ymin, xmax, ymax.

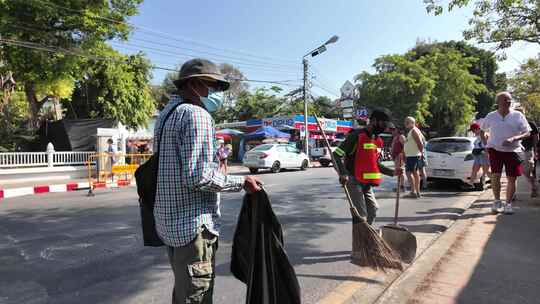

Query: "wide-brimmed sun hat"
<box><xmin>173</xmin><ymin>58</ymin><xmax>230</xmax><ymax>91</ymax></box>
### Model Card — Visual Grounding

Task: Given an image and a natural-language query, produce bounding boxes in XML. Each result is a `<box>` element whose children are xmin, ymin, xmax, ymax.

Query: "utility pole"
<box><xmin>301</xmin><ymin>35</ymin><xmax>339</xmax><ymax>159</ymax></box>
<box><xmin>303</xmin><ymin>58</ymin><xmax>309</xmax><ymax>157</ymax></box>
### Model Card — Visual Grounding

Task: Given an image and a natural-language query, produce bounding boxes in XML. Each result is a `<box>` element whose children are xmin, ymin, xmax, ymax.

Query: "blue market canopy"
<box><xmin>216</xmin><ymin>128</ymin><xmax>244</xmax><ymax>136</ymax></box>
<box><xmin>245</xmin><ymin>126</ymin><xmax>291</xmax><ymax>140</ymax></box>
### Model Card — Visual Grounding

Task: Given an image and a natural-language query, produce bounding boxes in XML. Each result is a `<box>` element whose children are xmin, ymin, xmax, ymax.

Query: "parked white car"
<box><xmin>425</xmin><ymin>137</ymin><xmax>488</xmax><ymax>190</ymax></box>
<box><xmin>243</xmin><ymin>144</ymin><xmax>310</xmax><ymax>174</ymax></box>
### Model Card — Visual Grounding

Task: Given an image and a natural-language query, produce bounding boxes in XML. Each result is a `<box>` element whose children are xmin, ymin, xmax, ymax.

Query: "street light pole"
<box><xmin>302</xmin><ymin>35</ymin><xmax>339</xmax><ymax>160</ymax></box>
<box><xmin>303</xmin><ymin>58</ymin><xmax>309</xmax><ymax>156</ymax></box>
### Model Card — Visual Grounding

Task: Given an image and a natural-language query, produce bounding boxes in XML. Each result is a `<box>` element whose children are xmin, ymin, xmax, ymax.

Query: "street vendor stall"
<box><xmin>244</xmin><ymin>126</ymin><xmax>291</xmax><ymax>152</ymax></box>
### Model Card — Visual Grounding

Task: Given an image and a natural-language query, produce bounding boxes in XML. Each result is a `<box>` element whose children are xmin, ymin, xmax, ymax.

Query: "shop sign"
<box><xmin>262</xmin><ymin>117</ymin><xmax>295</xmax><ymax>129</ymax></box>
<box><xmin>356</xmin><ymin>107</ymin><xmax>369</xmax><ymax>120</ymax></box>
<box><xmin>319</xmin><ymin>118</ymin><xmax>337</xmax><ymax>132</ymax></box>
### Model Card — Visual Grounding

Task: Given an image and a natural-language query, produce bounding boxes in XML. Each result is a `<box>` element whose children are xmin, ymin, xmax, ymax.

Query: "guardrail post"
<box><xmin>46</xmin><ymin>142</ymin><xmax>55</xmax><ymax>168</ymax></box>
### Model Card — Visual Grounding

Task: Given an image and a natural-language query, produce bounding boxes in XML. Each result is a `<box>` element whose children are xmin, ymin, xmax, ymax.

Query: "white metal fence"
<box><xmin>0</xmin><ymin>151</ymin><xmax>95</xmax><ymax>168</ymax></box>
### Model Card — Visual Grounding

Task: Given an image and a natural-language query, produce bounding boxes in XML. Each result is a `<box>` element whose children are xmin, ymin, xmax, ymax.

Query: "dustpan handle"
<box><xmin>394</xmin><ymin>158</ymin><xmax>402</xmax><ymax>225</ymax></box>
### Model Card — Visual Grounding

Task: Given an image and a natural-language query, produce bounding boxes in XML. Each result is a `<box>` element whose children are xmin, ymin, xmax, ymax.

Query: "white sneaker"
<box><xmin>503</xmin><ymin>203</ymin><xmax>514</xmax><ymax>215</ymax></box>
<box><xmin>491</xmin><ymin>200</ymin><xmax>503</xmax><ymax>213</ymax></box>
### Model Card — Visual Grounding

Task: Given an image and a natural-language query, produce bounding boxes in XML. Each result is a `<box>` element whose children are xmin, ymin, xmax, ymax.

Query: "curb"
<box><xmin>372</xmin><ymin>190</ymin><xmax>492</xmax><ymax>304</ymax></box>
<box><xmin>0</xmin><ymin>180</ymin><xmax>133</xmax><ymax>200</ymax></box>
<box><xmin>316</xmin><ymin>188</ymin><xmax>488</xmax><ymax>304</ymax></box>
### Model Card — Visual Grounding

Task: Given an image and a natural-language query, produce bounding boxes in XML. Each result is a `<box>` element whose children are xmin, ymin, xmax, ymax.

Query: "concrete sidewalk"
<box><xmin>379</xmin><ymin>176</ymin><xmax>540</xmax><ymax>304</ymax></box>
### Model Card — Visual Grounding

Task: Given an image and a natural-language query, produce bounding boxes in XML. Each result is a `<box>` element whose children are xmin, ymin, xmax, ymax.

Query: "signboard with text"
<box><xmin>355</xmin><ymin>107</ymin><xmax>369</xmax><ymax>121</ymax></box>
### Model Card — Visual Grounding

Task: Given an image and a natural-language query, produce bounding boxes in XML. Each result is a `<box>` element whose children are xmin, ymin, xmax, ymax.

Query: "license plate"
<box><xmin>433</xmin><ymin>169</ymin><xmax>454</xmax><ymax>177</ymax></box>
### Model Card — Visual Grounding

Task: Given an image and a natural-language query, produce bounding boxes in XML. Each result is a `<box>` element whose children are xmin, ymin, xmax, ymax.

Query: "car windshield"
<box><xmin>426</xmin><ymin>139</ymin><xmax>473</xmax><ymax>154</ymax></box>
<box><xmin>251</xmin><ymin>144</ymin><xmax>274</xmax><ymax>152</ymax></box>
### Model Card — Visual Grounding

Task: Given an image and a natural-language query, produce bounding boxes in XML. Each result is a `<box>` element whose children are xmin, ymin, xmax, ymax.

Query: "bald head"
<box><xmin>404</xmin><ymin>116</ymin><xmax>416</xmax><ymax>129</ymax></box>
<box><xmin>496</xmin><ymin>91</ymin><xmax>512</xmax><ymax>114</ymax></box>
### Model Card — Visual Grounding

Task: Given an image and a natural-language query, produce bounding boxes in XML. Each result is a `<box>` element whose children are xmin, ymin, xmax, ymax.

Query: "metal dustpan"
<box><xmin>381</xmin><ymin>175</ymin><xmax>417</xmax><ymax>264</ymax></box>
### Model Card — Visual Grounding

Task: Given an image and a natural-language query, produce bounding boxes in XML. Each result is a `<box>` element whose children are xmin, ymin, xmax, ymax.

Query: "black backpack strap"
<box><xmin>156</xmin><ymin>101</ymin><xmax>184</xmax><ymax>155</ymax></box>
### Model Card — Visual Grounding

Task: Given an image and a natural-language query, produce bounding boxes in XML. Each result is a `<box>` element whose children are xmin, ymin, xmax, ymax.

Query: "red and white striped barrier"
<box><xmin>0</xmin><ymin>180</ymin><xmax>132</xmax><ymax>200</ymax></box>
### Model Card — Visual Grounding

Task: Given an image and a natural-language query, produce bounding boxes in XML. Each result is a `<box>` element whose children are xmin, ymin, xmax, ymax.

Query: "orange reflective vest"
<box><xmin>354</xmin><ymin>132</ymin><xmax>383</xmax><ymax>186</ymax></box>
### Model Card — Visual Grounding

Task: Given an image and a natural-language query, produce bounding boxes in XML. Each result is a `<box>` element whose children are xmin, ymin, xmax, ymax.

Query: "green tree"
<box><xmin>0</xmin><ymin>90</ymin><xmax>34</xmax><ymax>151</ymax></box>
<box><xmin>421</xmin><ymin>50</ymin><xmax>486</xmax><ymax>136</ymax></box>
<box><xmin>0</xmin><ymin>0</ymin><xmax>144</xmax><ymax>128</ymax></box>
<box><xmin>66</xmin><ymin>48</ymin><xmax>155</xmax><ymax>129</ymax></box>
<box><xmin>425</xmin><ymin>0</ymin><xmax>540</xmax><ymax>50</ymax></box>
<box><xmin>219</xmin><ymin>63</ymin><xmax>249</xmax><ymax>107</ymax></box>
<box><xmin>311</xmin><ymin>96</ymin><xmax>340</xmax><ymax>118</ymax></box>
<box><xmin>233</xmin><ymin>87</ymin><xmax>284</xmax><ymax>121</ymax></box>
<box><xmin>409</xmin><ymin>40</ymin><xmax>507</xmax><ymax>117</ymax></box>
<box><xmin>509</xmin><ymin>54</ymin><xmax>540</xmax><ymax>123</ymax></box>
<box><xmin>355</xmin><ymin>54</ymin><xmax>435</xmax><ymax>127</ymax></box>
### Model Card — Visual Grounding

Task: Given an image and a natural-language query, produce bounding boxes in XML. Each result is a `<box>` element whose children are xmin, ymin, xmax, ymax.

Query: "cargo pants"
<box><xmin>167</xmin><ymin>228</ymin><xmax>218</xmax><ymax>304</ymax></box>
<box><xmin>345</xmin><ymin>175</ymin><xmax>379</xmax><ymax>224</ymax></box>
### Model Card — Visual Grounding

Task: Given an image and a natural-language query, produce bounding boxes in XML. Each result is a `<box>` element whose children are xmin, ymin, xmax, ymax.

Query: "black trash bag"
<box><xmin>231</xmin><ymin>189</ymin><xmax>301</xmax><ymax>304</ymax></box>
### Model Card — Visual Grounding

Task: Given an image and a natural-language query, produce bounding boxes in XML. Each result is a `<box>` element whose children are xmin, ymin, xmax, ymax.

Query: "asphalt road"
<box><xmin>0</xmin><ymin>167</ymin><xmax>479</xmax><ymax>304</ymax></box>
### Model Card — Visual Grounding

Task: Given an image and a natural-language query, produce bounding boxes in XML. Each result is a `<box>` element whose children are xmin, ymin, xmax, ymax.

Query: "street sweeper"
<box><xmin>333</xmin><ymin>110</ymin><xmax>403</xmax><ymax>262</ymax></box>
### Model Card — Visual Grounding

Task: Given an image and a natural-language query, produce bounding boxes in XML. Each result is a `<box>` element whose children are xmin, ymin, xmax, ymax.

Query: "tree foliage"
<box><xmin>355</xmin><ymin>54</ymin><xmax>435</xmax><ymax>127</ymax></box>
<box><xmin>425</xmin><ymin>0</ymin><xmax>540</xmax><ymax>49</ymax></box>
<box><xmin>356</xmin><ymin>47</ymin><xmax>487</xmax><ymax>136</ymax></box>
<box><xmin>409</xmin><ymin>40</ymin><xmax>506</xmax><ymax>117</ymax></box>
<box><xmin>0</xmin><ymin>0</ymin><xmax>146</xmax><ymax>128</ymax></box>
<box><xmin>66</xmin><ymin>47</ymin><xmax>155</xmax><ymax>129</ymax></box>
<box><xmin>0</xmin><ymin>90</ymin><xmax>34</xmax><ymax>151</ymax></box>
<box><xmin>509</xmin><ymin>54</ymin><xmax>540</xmax><ymax>123</ymax></box>
<box><xmin>421</xmin><ymin>50</ymin><xmax>486</xmax><ymax>136</ymax></box>
<box><xmin>219</xmin><ymin>63</ymin><xmax>249</xmax><ymax>106</ymax></box>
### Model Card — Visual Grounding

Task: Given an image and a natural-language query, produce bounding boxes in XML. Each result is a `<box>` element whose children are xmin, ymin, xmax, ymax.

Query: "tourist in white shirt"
<box><xmin>480</xmin><ymin>92</ymin><xmax>531</xmax><ymax>214</ymax></box>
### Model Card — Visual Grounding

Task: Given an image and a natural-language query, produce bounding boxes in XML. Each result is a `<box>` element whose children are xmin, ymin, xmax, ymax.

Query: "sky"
<box><xmin>114</xmin><ymin>0</ymin><xmax>540</xmax><ymax>99</ymax></box>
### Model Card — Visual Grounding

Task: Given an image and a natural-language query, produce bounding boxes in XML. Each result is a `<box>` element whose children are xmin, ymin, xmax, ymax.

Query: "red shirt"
<box><xmin>391</xmin><ymin>135</ymin><xmax>403</xmax><ymax>159</ymax></box>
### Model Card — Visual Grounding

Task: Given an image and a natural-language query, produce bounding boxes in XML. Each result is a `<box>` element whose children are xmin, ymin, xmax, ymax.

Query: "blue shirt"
<box><xmin>153</xmin><ymin>97</ymin><xmax>244</xmax><ymax>247</ymax></box>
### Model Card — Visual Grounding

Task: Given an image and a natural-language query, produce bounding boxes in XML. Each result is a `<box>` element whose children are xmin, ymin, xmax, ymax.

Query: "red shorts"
<box><xmin>487</xmin><ymin>148</ymin><xmax>522</xmax><ymax>177</ymax></box>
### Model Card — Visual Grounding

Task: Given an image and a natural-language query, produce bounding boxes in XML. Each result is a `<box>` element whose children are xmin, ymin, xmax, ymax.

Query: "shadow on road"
<box><xmin>0</xmin><ymin>205</ymin><xmax>169</xmax><ymax>304</ymax></box>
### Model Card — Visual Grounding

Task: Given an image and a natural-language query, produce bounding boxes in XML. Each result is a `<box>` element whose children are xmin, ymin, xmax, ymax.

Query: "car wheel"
<box><xmin>300</xmin><ymin>160</ymin><xmax>309</xmax><ymax>171</ymax></box>
<box><xmin>249</xmin><ymin>168</ymin><xmax>259</xmax><ymax>174</ymax></box>
<box><xmin>320</xmin><ymin>160</ymin><xmax>330</xmax><ymax>167</ymax></box>
<box><xmin>474</xmin><ymin>176</ymin><xmax>485</xmax><ymax>191</ymax></box>
<box><xmin>270</xmin><ymin>161</ymin><xmax>281</xmax><ymax>173</ymax></box>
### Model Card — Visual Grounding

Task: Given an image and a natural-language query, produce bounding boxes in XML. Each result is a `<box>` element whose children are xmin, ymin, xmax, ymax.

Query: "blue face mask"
<box><xmin>201</xmin><ymin>88</ymin><xmax>224</xmax><ymax>113</ymax></box>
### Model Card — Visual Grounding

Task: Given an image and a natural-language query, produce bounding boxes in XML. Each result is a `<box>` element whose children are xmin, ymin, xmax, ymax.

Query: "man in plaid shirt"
<box><xmin>154</xmin><ymin>58</ymin><xmax>260</xmax><ymax>303</ymax></box>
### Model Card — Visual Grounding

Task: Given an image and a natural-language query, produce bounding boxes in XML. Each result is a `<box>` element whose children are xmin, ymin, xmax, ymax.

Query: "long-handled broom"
<box><xmin>314</xmin><ymin>114</ymin><xmax>402</xmax><ymax>271</ymax></box>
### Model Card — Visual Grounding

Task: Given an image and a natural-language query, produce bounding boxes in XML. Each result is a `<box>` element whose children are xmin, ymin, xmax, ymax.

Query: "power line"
<box><xmin>126</xmin><ymin>37</ymin><xmax>299</xmax><ymax>69</ymax></box>
<box><xmin>27</xmin><ymin>0</ymin><xmax>299</xmax><ymax>65</ymax></box>
<box><xmin>3</xmin><ymin>21</ymin><xmax>301</xmax><ymax>73</ymax></box>
<box><xmin>110</xmin><ymin>41</ymin><xmax>300</xmax><ymax>74</ymax></box>
<box><xmin>0</xmin><ymin>38</ymin><xmax>302</xmax><ymax>86</ymax></box>
<box><xmin>311</xmin><ymin>78</ymin><xmax>340</xmax><ymax>97</ymax></box>
<box><xmin>310</xmin><ymin>66</ymin><xmax>337</xmax><ymax>89</ymax></box>
<box><xmin>312</xmin><ymin>83</ymin><xmax>340</xmax><ymax>98</ymax></box>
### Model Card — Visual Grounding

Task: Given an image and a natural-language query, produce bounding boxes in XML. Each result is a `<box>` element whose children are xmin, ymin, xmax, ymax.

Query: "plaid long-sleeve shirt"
<box><xmin>153</xmin><ymin>97</ymin><xmax>244</xmax><ymax>247</ymax></box>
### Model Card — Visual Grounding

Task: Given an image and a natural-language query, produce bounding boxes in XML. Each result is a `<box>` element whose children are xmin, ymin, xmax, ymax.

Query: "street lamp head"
<box><xmin>324</xmin><ymin>35</ymin><xmax>339</xmax><ymax>45</ymax></box>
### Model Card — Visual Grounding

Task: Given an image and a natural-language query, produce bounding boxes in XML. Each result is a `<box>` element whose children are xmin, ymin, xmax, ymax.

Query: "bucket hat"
<box><xmin>173</xmin><ymin>58</ymin><xmax>230</xmax><ymax>91</ymax></box>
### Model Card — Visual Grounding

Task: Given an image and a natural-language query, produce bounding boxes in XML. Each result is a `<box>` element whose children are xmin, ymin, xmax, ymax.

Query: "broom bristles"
<box><xmin>351</xmin><ymin>220</ymin><xmax>403</xmax><ymax>271</ymax></box>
